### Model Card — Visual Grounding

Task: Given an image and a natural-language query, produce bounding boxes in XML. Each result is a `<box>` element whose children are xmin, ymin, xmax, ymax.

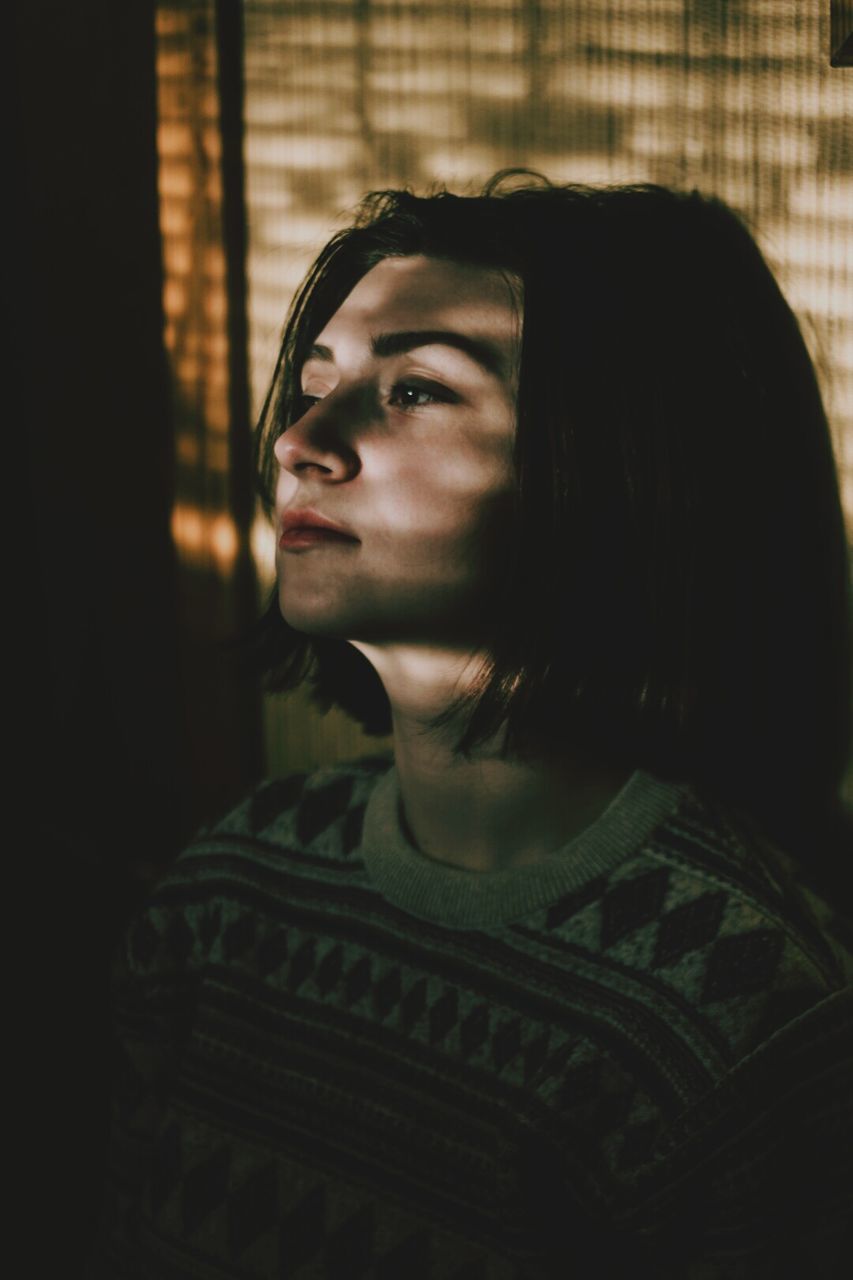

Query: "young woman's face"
<box><xmin>273</xmin><ymin>254</ymin><xmax>520</xmax><ymax>647</ymax></box>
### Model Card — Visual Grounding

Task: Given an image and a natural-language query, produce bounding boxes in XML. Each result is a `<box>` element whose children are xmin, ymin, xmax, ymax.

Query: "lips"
<box><xmin>279</xmin><ymin>508</ymin><xmax>359</xmax><ymax>550</ymax></box>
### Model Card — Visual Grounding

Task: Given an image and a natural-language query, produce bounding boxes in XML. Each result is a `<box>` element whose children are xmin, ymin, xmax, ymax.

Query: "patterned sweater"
<box><xmin>88</xmin><ymin>754</ymin><xmax>853</xmax><ymax>1279</ymax></box>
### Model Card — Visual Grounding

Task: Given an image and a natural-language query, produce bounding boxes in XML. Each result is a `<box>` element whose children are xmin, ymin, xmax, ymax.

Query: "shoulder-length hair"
<box><xmin>251</xmin><ymin>175</ymin><xmax>851</xmax><ymax>877</ymax></box>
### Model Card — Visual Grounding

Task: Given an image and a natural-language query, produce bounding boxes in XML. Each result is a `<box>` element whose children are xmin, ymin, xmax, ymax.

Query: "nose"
<box><xmin>274</xmin><ymin>389</ymin><xmax>361</xmax><ymax>483</ymax></box>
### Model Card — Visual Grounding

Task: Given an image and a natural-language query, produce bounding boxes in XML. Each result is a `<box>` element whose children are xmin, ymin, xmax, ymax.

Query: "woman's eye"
<box><xmin>295</xmin><ymin>392</ymin><xmax>321</xmax><ymax>417</ymax></box>
<box><xmin>388</xmin><ymin>382</ymin><xmax>451</xmax><ymax>410</ymax></box>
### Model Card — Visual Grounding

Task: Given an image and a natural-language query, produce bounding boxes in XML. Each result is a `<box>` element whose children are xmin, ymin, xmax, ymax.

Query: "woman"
<box><xmin>90</xmin><ymin>177</ymin><xmax>852</xmax><ymax>1278</ymax></box>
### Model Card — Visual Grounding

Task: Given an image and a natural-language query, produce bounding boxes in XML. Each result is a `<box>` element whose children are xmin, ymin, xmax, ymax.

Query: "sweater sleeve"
<box><xmin>621</xmin><ymin>987</ymin><xmax>853</xmax><ymax>1279</ymax></box>
<box><xmin>515</xmin><ymin>987</ymin><xmax>852</xmax><ymax>1280</ymax></box>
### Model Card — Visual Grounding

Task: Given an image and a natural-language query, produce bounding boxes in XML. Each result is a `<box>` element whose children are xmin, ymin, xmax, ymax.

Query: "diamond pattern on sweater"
<box><xmin>223</xmin><ymin>912</ymin><xmax>256</xmax><ymax>963</ymax></box>
<box><xmin>652</xmin><ymin>890</ymin><xmax>727</xmax><ymax>970</ymax></box>
<box><xmin>459</xmin><ymin>1004</ymin><xmax>491</xmax><ymax>1060</ymax></box>
<box><xmin>277</xmin><ymin>1180</ymin><xmax>507</xmax><ymax>1279</ymax></box>
<box><xmin>316</xmin><ymin>942</ymin><xmax>345</xmax><ymax>996</ymax></box>
<box><xmin>545</xmin><ymin>875</ymin><xmax>609</xmax><ymax>932</ymax></box>
<box><xmin>553</xmin><ymin>1057</ymin><xmax>602</xmax><ymax>1112</ymax></box>
<box><xmin>599</xmin><ymin>867</ymin><xmax>671</xmax><ymax>951</ymax></box>
<box><xmin>399</xmin><ymin>976</ymin><xmax>428</xmax><ymax>1032</ymax></box>
<box><xmin>199</xmin><ymin>903</ymin><xmax>221</xmax><ymax>954</ymax></box>
<box><xmin>371</xmin><ymin>966</ymin><xmax>403</xmax><ymax>1020</ymax></box>
<box><xmin>249</xmin><ymin>775</ymin><xmax>307</xmax><ymax>836</ymax></box>
<box><xmin>521</xmin><ymin>1030</ymin><xmax>551</xmax><ymax>1086</ymax></box>
<box><xmin>344</xmin><ymin>954</ymin><xmax>373</xmax><ymax>1006</ymax></box>
<box><xmin>287</xmin><ymin>937</ymin><xmax>317</xmax><ymax>992</ymax></box>
<box><xmin>341</xmin><ymin>803</ymin><xmax>367</xmax><ymax>857</ymax></box>
<box><xmin>491</xmin><ymin>1017</ymin><xmax>522</xmax><ymax>1072</ymax></box>
<box><xmin>598</xmin><ymin>1083</ymin><xmax>666</xmax><ymax>1180</ymax></box>
<box><xmin>258</xmin><ymin>926</ymin><xmax>289</xmax><ymax>978</ymax></box>
<box><xmin>227</xmin><ymin>1161</ymin><xmax>278</xmax><ymax>1258</ymax></box>
<box><xmin>297</xmin><ymin>777</ymin><xmax>356</xmax><ymax>847</ymax></box>
<box><xmin>182</xmin><ymin>1144</ymin><xmax>230</xmax><ymax>1236</ymax></box>
<box><xmin>702</xmin><ymin>928</ymin><xmax>785</xmax><ymax>1002</ymax></box>
<box><xmin>429</xmin><ymin>987</ymin><xmax>458</xmax><ymax>1045</ymax></box>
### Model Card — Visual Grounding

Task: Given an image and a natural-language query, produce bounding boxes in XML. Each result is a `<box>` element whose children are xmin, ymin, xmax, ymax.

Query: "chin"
<box><xmin>279</xmin><ymin>606</ymin><xmax>346</xmax><ymax>638</ymax></box>
<box><xmin>278</xmin><ymin>576</ymin><xmax>498</xmax><ymax>646</ymax></box>
<box><xmin>278</xmin><ymin>591</ymin><xmax>361</xmax><ymax>638</ymax></box>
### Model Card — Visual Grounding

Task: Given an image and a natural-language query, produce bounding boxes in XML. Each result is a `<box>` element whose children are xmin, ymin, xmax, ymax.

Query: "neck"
<box><xmin>350</xmin><ymin>640</ymin><xmax>632</xmax><ymax>872</ymax></box>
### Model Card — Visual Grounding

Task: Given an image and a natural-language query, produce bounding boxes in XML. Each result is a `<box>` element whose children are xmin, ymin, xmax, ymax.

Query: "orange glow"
<box><xmin>171</xmin><ymin>502</ymin><xmax>238</xmax><ymax>575</ymax></box>
<box><xmin>209</xmin><ymin>513</ymin><xmax>239</xmax><ymax>573</ymax></box>
<box><xmin>251</xmin><ymin>512</ymin><xmax>277</xmax><ymax>586</ymax></box>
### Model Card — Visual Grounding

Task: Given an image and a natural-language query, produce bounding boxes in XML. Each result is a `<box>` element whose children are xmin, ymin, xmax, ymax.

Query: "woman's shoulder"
<box><xmin>203</xmin><ymin>751</ymin><xmax>394</xmax><ymax>849</ymax></box>
<box><xmin>617</xmin><ymin>778</ymin><xmax>850</xmax><ymax>1059</ymax></box>
<box><xmin>639</xmin><ymin>783</ymin><xmax>853</xmax><ymax>987</ymax></box>
<box><xmin>113</xmin><ymin>753</ymin><xmax>393</xmax><ymax>980</ymax></box>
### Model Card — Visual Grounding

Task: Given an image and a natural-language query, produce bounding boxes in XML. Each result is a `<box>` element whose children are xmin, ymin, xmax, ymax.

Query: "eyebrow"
<box><xmin>306</xmin><ymin>329</ymin><xmax>509</xmax><ymax>380</ymax></box>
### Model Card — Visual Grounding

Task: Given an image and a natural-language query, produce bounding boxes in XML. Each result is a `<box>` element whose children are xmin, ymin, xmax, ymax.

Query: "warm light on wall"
<box><xmin>156</xmin><ymin>1</ymin><xmax>241</xmax><ymax>581</ymax></box>
<box><xmin>252</xmin><ymin>511</ymin><xmax>277</xmax><ymax>587</ymax></box>
<box><xmin>171</xmin><ymin>502</ymin><xmax>239</xmax><ymax>575</ymax></box>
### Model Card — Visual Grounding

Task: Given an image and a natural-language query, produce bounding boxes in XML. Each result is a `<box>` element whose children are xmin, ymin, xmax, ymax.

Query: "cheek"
<box><xmin>439</xmin><ymin>458</ymin><xmax>515</xmax><ymax>556</ymax></box>
<box><xmin>388</xmin><ymin>438</ymin><xmax>513</xmax><ymax>528</ymax></box>
<box><xmin>275</xmin><ymin>468</ymin><xmax>299</xmax><ymax>511</ymax></box>
<box><xmin>387</xmin><ymin>462</ymin><xmax>514</xmax><ymax>586</ymax></box>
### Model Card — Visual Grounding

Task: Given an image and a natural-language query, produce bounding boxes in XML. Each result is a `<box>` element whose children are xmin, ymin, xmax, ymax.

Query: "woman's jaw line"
<box><xmin>347</xmin><ymin>636</ymin><xmax>490</xmax><ymax>712</ymax></box>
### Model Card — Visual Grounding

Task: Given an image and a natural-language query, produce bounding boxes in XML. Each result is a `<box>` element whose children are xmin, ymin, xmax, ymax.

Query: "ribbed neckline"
<box><xmin>358</xmin><ymin>764</ymin><xmax>690</xmax><ymax>929</ymax></box>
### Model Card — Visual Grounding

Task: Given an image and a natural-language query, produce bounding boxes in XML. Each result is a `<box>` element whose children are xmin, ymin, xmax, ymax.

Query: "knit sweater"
<box><xmin>88</xmin><ymin>754</ymin><xmax>853</xmax><ymax>1279</ymax></box>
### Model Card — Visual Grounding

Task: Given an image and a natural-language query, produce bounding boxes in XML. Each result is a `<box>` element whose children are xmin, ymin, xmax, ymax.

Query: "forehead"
<box><xmin>314</xmin><ymin>255</ymin><xmax>521</xmax><ymax>352</ymax></box>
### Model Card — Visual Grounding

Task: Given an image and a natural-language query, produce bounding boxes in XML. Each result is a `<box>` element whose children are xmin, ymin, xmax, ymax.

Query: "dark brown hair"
<box><xmin>251</xmin><ymin>175</ymin><xmax>852</xmax><ymax>889</ymax></box>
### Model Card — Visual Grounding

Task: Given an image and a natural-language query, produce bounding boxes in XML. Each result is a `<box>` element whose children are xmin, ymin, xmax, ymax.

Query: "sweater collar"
<box><xmin>358</xmin><ymin>763</ymin><xmax>690</xmax><ymax>929</ymax></box>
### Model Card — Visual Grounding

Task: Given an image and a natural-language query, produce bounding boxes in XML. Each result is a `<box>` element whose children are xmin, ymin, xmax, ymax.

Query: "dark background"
<box><xmin>17</xmin><ymin>2</ymin><xmax>255</xmax><ymax>1263</ymax></box>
